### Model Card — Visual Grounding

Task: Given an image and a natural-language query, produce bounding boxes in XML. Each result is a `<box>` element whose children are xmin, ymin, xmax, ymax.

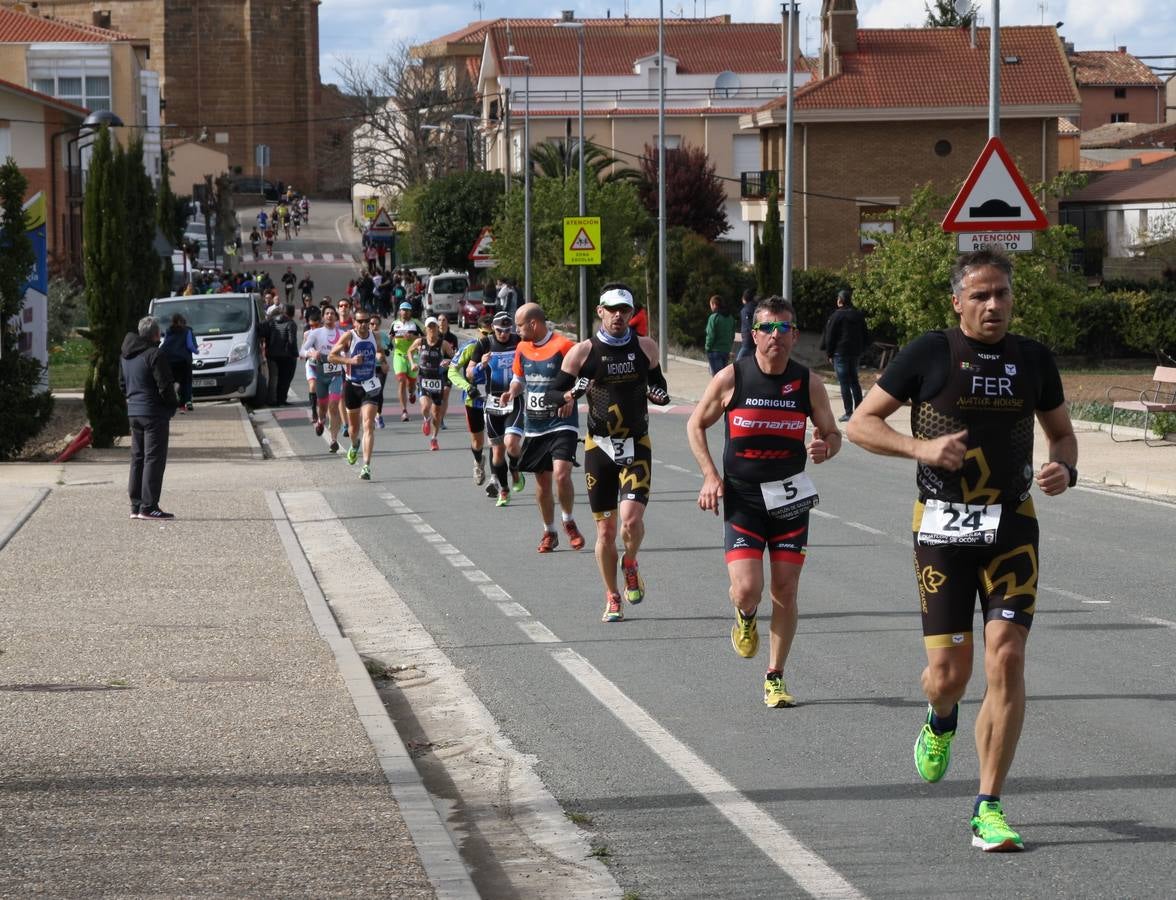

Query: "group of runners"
<box><xmin>250</xmin><ymin>195</ymin><xmax>310</xmax><ymax>258</ymax></box>
<box><xmin>292</xmin><ymin>248</ymin><xmax>1077</xmax><ymax>853</ymax></box>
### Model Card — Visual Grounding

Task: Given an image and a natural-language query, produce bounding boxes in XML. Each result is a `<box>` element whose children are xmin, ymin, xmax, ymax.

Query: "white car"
<box><xmin>424</xmin><ymin>272</ymin><xmax>469</xmax><ymax>318</ymax></box>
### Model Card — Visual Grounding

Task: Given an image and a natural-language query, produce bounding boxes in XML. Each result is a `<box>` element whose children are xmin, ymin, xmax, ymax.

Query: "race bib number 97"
<box><xmin>917</xmin><ymin>500</ymin><xmax>1001</xmax><ymax>546</ymax></box>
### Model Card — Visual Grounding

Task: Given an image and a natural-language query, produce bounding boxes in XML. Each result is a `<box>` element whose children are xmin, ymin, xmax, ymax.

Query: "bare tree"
<box><xmin>334</xmin><ymin>43</ymin><xmax>479</xmax><ymax>202</ymax></box>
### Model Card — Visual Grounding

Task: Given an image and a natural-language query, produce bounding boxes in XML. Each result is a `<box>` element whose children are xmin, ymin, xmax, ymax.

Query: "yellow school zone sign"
<box><xmin>563</xmin><ymin>216</ymin><xmax>601</xmax><ymax>265</ymax></box>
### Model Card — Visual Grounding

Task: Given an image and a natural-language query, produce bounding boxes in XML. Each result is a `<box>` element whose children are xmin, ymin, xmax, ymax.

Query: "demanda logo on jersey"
<box><xmin>780</xmin><ymin>379</ymin><xmax>801</xmax><ymax>395</ymax></box>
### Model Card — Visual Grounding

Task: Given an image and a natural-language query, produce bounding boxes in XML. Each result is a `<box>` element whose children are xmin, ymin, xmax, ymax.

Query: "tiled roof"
<box><xmin>0</xmin><ymin>5</ymin><xmax>139</xmax><ymax>42</ymax></box>
<box><xmin>485</xmin><ymin>24</ymin><xmax>801</xmax><ymax>77</ymax></box>
<box><xmin>515</xmin><ymin>107</ymin><xmax>758</xmax><ymax>117</ymax></box>
<box><xmin>1069</xmin><ymin>50</ymin><xmax>1162</xmax><ymax>87</ymax></box>
<box><xmin>757</xmin><ymin>26</ymin><xmax>1079</xmax><ymax>114</ymax></box>
<box><xmin>421</xmin><ymin>15</ymin><xmax>732</xmax><ymax>50</ymax></box>
<box><xmin>0</xmin><ymin>75</ymin><xmax>88</xmax><ymax>115</ymax></box>
<box><xmin>1081</xmin><ymin>121</ymin><xmax>1176</xmax><ymax>149</ymax></box>
<box><xmin>1063</xmin><ymin>155</ymin><xmax>1176</xmax><ymax>202</ymax></box>
<box><xmin>1058</xmin><ymin>117</ymin><xmax>1080</xmax><ymax>135</ymax></box>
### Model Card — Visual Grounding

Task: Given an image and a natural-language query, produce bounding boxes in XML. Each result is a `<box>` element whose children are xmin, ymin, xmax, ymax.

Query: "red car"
<box><xmin>458</xmin><ymin>291</ymin><xmax>490</xmax><ymax>329</ymax></box>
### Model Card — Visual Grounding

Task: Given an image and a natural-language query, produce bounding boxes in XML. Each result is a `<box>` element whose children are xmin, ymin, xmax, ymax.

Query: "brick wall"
<box><xmin>763</xmin><ymin>118</ymin><xmax>1058</xmax><ymax>270</ymax></box>
<box><xmin>1078</xmin><ymin>86</ymin><xmax>1163</xmax><ymax>130</ymax></box>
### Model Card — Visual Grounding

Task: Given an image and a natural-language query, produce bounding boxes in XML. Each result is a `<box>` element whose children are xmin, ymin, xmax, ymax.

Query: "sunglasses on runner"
<box><xmin>753</xmin><ymin>321</ymin><xmax>795</xmax><ymax>334</ymax></box>
<box><xmin>354</xmin><ymin>317</ymin><xmax>370</xmax><ymax>324</ymax></box>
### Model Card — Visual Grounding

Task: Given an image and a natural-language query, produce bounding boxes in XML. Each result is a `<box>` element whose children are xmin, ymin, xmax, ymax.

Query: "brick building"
<box><xmin>32</xmin><ymin>0</ymin><xmax>343</xmax><ymax>193</ymax></box>
<box><xmin>739</xmin><ymin>0</ymin><xmax>1080</xmax><ymax>272</ymax></box>
<box><xmin>1067</xmin><ymin>47</ymin><xmax>1164</xmax><ymax>131</ymax></box>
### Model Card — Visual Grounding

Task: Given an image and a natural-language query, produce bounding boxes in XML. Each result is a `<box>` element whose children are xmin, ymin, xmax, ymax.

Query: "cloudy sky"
<box><xmin>319</xmin><ymin>0</ymin><xmax>1175</xmax><ymax>85</ymax></box>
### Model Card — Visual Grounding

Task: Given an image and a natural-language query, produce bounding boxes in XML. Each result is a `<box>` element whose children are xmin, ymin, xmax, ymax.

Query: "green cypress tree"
<box><xmin>83</xmin><ymin>126</ymin><xmax>130</xmax><ymax>447</ymax></box>
<box><xmin>0</xmin><ymin>158</ymin><xmax>54</xmax><ymax>459</ymax></box>
<box><xmin>121</xmin><ymin>136</ymin><xmax>160</xmax><ymax>332</ymax></box>
<box><xmin>756</xmin><ymin>188</ymin><xmax>783</xmax><ymax>297</ymax></box>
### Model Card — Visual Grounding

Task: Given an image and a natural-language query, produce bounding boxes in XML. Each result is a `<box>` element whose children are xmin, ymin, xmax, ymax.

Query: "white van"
<box><xmin>148</xmin><ymin>292</ymin><xmax>267</xmax><ymax>403</ymax></box>
<box><xmin>424</xmin><ymin>272</ymin><xmax>469</xmax><ymax>318</ymax></box>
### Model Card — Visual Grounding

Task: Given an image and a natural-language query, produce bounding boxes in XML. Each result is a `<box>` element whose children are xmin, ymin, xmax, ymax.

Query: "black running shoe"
<box><xmin>137</xmin><ymin>507</ymin><xmax>175</xmax><ymax>520</ymax></box>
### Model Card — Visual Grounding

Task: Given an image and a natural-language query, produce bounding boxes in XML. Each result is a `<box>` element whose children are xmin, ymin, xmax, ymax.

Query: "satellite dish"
<box><xmin>953</xmin><ymin>0</ymin><xmax>972</xmax><ymax>16</ymax></box>
<box><xmin>715</xmin><ymin>71</ymin><xmax>741</xmax><ymax>97</ymax></box>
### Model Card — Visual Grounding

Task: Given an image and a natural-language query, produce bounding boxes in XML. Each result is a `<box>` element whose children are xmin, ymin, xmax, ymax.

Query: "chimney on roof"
<box><xmin>1117</xmin><ymin>45</ymin><xmax>1127</xmax><ymax>53</ymax></box>
<box><xmin>819</xmin><ymin>0</ymin><xmax>858</xmax><ymax>78</ymax></box>
<box><xmin>561</xmin><ymin>10</ymin><xmax>575</xmax><ymax>22</ymax></box>
<box><xmin>1063</xmin><ymin>39</ymin><xmax>1074</xmax><ymax>54</ymax></box>
<box><xmin>92</xmin><ymin>9</ymin><xmax>112</xmax><ymax>28</ymax></box>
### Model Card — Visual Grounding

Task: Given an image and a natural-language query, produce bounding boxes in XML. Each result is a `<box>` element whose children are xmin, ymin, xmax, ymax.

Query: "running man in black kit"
<box><xmin>687</xmin><ymin>296</ymin><xmax>841</xmax><ymax>707</ymax></box>
<box><xmin>847</xmin><ymin>248</ymin><xmax>1077</xmax><ymax>852</ymax></box>
<box><xmin>546</xmin><ymin>285</ymin><xmax>671</xmax><ymax>623</ymax></box>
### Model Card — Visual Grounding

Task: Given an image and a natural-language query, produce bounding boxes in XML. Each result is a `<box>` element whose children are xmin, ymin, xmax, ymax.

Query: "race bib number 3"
<box><xmin>917</xmin><ymin>500</ymin><xmax>1001</xmax><ymax>546</ymax></box>
<box><xmin>360</xmin><ymin>376</ymin><xmax>382</xmax><ymax>394</ymax></box>
<box><xmin>759</xmin><ymin>472</ymin><xmax>819</xmax><ymax>519</ymax></box>
<box><xmin>596</xmin><ymin>435</ymin><xmax>635</xmax><ymax>466</ymax></box>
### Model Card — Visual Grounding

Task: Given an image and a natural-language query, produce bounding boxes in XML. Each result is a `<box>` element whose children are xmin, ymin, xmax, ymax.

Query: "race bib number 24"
<box><xmin>917</xmin><ymin>500</ymin><xmax>1001</xmax><ymax>546</ymax></box>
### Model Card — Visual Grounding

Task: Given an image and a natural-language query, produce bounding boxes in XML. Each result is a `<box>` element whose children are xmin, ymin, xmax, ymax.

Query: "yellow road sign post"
<box><xmin>563</xmin><ymin>216</ymin><xmax>601</xmax><ymax>266</ymax></box>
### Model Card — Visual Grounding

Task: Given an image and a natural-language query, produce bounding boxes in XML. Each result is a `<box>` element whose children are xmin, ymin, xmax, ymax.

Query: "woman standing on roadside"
<box><xmin>161</xmin><ymin>313</ymin><xmax>199</xmax><ymax>411</ymax></box>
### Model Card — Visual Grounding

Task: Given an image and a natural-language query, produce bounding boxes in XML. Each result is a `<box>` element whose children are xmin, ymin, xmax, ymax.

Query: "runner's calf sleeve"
<box><xmin>508</xmin><ymin>453</ymin><xmax>521</xmax><ymax>474</ymax></box>
<box><xmin>492</xmin><ymin>461</ymin><xmax>509</xmax><ymax>488</ymax></box>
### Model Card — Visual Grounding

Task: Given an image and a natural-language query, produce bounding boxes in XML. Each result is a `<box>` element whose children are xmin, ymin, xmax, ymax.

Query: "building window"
<box><xmin>859</xmin><ymin>205</ymin><xmax>896</xmax><ymax>253</ymax></box>
<box><xmin>653</xmin><ymin>134</ymin><xmax>682</xmax><ymax>150</ymax></box>
<box><xmin>31</xmin><ymin>73</ymin><xmax>111</xmax><ymax>110</ymax></box>
<box><xmin>1113</xmin><ymin>87</ymin><xmax>1127</xmax><ymax>99</ymax></box>
<box><xmin>1111</xmin><ymin>112</ymin><xmax>1130</xmax><ymax>123</ymax></box>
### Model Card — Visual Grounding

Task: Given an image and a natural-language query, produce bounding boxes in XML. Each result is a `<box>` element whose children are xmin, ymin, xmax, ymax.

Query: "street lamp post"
<box><xmin>781</xmin><ymin>2</ymin><xmax>797</xmax><ymax>303</ymax></box>
<box><xmin>57</xmin><ymin>110</ymin><xmax>125</xmax><ymax>273</ymax></box>
<box><xmin>555</xmin><ymin>18</ymin><xmax>587</xmax><ymax>338</ymax></box>
<box><xmin>504</xmin><ymin>54</ymin><xmax>532</xmax><ymax>302</ymax></box>
<box><xmin>657</xmin><ymin>0</ymin><xmax>667</xmax><ymax>370</ymax></box>
<box><xmin>452</xmin><ymin>113</ymin><xmax>481</xmax><ymax>171</ymax></box>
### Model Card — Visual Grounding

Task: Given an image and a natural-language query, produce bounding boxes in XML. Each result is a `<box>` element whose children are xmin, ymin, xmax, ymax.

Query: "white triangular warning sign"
<box><xmin>468</xmin><ymin>226</ymin><xmax>495</xmax><ymax>261</ymax></box>
<box><xmin>569</xmin><ymin>228</ymin><xmax>595</xmax><ymax>251</ymax></box>
<box><xmin>941</xmin><ymin>137</ymin><xmax>1048</xmax><ymax>232</ymax></box>
<box><xmin>370</xmin><ymin>207</ymin><xmax>394</xmax><ymax>230</ymax></box>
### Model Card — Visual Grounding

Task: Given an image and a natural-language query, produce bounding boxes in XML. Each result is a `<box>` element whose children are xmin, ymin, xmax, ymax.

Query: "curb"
<box><xmin>237</xmin><ymin>401</ymin><xmax>265</xmax><ymax>460</ymax></box>
<box><xmin>0</xmin><ymin>487</ymin><xmax>50</xmax><ymax>553</ymax></box>
<box><xmin>265</xmin><ymin>491</ymin><xmax>480</xmax><ymax>900</ymax></box>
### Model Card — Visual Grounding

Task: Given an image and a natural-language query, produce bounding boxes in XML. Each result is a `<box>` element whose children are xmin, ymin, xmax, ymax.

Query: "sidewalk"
<box><xmin>0</xmin><ymin>402</ymin><xmax>469</xmax><ymax>897</ymax></box>
<box><xmin>662</xmin><ymin>353</ymin><xmax>1176</xmax><ymax>499</ymax></box>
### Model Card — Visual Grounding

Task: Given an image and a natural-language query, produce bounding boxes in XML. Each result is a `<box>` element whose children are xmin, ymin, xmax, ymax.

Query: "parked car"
<box><xmin>231</xmin><ymin>175</ymin><xmax>279</xmax><ymax>200</ymax></box>
<box><xmin>423</xmin><ymin>271</ymin><xmax>469</xmax><ymax>318</ymax></box>
<box><xmin>458</xmin><ymin>293</ymin><xmax>489</xmax><ymax>329</ymax></box>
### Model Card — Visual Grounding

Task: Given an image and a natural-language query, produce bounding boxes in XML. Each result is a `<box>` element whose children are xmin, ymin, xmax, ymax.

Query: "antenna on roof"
<box><xmin>473</xmin><ymin>0</ymin><xmax>483</xmax><ymax>18</ymax></box>
<box><xmin>1036</xmin><ymin>0</ymin><xmax>1047</xmax><ymax>24</ymax></box>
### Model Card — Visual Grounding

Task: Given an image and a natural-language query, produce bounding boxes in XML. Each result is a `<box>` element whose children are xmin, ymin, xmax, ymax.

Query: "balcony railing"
<box><xmin>740</xmin><ymin>170</ymin><xmax>780</xmax><ymax>199</ymax></box>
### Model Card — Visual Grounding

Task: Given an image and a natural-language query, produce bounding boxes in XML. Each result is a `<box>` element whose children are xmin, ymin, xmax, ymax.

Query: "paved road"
<box><xmin>262</xmin><ymin>392</ymin><xmax>1176</xmax><ymax>898</ymax></box>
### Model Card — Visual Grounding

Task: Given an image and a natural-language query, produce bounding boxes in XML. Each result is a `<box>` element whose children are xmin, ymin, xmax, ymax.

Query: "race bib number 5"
<box><xmin>759</xmin><ymin>472</ymin><xmax>818</xmax><ymax>519</ymax></box>
<box><xmin>917</xmin><ymin>500</ymin><xmax>1001</xmax><ymax>546</ymax></box>
<box><xmin>485</xmin><ymin>394</ymin><xmax>515</xmax><ymax>415</ymax></box>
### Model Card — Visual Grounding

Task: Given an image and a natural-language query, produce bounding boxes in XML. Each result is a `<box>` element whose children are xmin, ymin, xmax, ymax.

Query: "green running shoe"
<box><xmin>971</xmin><ymin>801</ymin><xmax>1024</xmax><ymax>852</ymax></box>
<box><xmin>621</xmin><ymin>560</ymin><xmax>645</xmax><ymax>605</ymax></box>
<box><xmin>914</xmin><ymin>706</ymin><xmax>956</xmax><ymax>783</ymax></box>
<box><xmin>346</xmin><ymin>444</ymin><xmax>358</xmax><ymax>465</ymax></box>
<box><xmin>763</xmin><ymin>673</ymin><xmax>795</xmax><ymax>708</ymax></box>
<box><xmin>360</xmin><ymin>464</ymin><xmax>371</xmax><ymax>481</ymax></box>
<box><xmin>730</xmin><ymin>611</ymin><xmax>758</xmax><ymax>658</ymax></box>
<box><xmin>512</xmin><ymin>471</ymin><xmax>526</xmax><ymax>493</ymax></box>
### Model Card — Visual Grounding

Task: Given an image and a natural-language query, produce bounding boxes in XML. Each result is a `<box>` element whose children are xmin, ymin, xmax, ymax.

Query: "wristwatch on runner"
<box><xmin>1059</xmin><ymin>461</ymin><xmax>1077</xmax><ymax>487</ymax></box>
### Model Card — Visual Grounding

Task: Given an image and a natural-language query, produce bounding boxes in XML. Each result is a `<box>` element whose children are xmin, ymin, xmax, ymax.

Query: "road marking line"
<box><xmin>552</xmin><ymin>648</ymin><xmax>864</xmax><ymax>899</ymax></box>
<box><xmin>447</xmin><ymin>554</ymin><xmax>474</xmax><ymax>567</ymax></box>
<box><xmin>422</xmin><ymin>533</ymin><xmax>445</xmax><ymax>543</ymax></box>
<box><xmin>435</xmin><ymin>543</ymin><xmax>459</xmax><ymax>555</ymax></box>
<box><xmin>1140</xmin><ymin>616</ymin><xmax>1176</xmax><ymax>630</ymax></box>
<box><xmin>497</xmin><ymin>602</ymin><xmax>531</xmax><ymax>618</ymax></box>
<box><xmin>479</xmin><ymin>584</ymin><xmax>512</xmax><ymax>601</ymax></box>
<box><xmin>303</xmin><ymin>253</ymin><xmax>315</xmax><ymax>262</ymax></box>
<box><xmin>1081</xmin><ymin>600</ymin><xmax>1112</xmax><ymax>605</ymax></box>
<box><xmin>463</xmin><ymin>570</ymin><xmax>492</xmax><ymax>583</ymax></box>
<box><xmin>1042</xmin><ymin>585</ymin><xmax>1102</xmax><ymax>603</ymax></box>
<box><xmin>664</xmin><ymin>464</ymin><xmax>691</xmax><ymax>474</ymax></box>
<box><xmin>810</xmin><ymin>509</ymin><xmax>837</xmax><ymax>520</ymax></box>
<box><xmin>412</xmin><ymin>523</ymin><xmax>435</xmax><ymax>534</ymax></box>
<box><xmin>845</xmin><ymin>521</ymin><xmax>885</xmax><ymax>535</ymax></box>
<box><xmin>519</xmin><ymin>621</ymin><xmax>562</xmax><ymax>643</ymax></box>
<box><xmin>402</xmin><ymin>513</ymin><xmax>423</xmax><ymax>524</ymax></box>
<box><xmin>1073</xmin><ymin>485</ymin><xmax>1176</xmax><ymax>508</ymax></box>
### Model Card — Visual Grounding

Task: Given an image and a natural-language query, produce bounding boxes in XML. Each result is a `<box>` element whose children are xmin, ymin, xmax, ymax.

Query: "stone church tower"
<box><xmin>35</xmin><ymin>0</ymin><xmax>338</xmax><ymax>193</ymax></box>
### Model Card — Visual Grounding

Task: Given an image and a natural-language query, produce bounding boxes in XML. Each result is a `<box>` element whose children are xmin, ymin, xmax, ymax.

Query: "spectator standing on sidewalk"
<box><xmin>736</xmin><ymin>288</ymin><xmax>757</xmax><ymax>360</ymax></box>
<box><xmin>820</xmin><ymin>288</ymin><xmax>870</xmax><ymax>422</ymax></box>
<box><xmin>120</xmin><ymin>316</ymin><xmax>179</xmax><ymax>520</ymax></box>
<box><xmin>267</xmin><ymin>304</ymin><xmax>300</xmax><ymax>405</ymax></box>
<box><xmin>704</xmin><ymin>295</ymin><xmax>736</xmax><ymax>375</ymax></box>
<box><xmin>160</xmin><ymin>313</ymin><xmax>198</xmax><ymax>411</ymax></box>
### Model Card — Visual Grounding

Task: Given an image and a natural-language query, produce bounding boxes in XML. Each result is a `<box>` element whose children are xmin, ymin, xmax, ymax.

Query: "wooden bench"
<box><xmin>1105</xmin><ymin>366</ymin><xmax>1176</xmax><ymax>446</ymax></box>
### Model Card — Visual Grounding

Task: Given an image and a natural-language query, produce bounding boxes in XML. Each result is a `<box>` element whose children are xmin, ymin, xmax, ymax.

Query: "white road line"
<box><xmin>552</xmin><ymin>648</ymin><xmax>864</xmax><ymax>899</ymax></box>
<box><xmin>463</xmin><ymin>570</ymin><xmax>492</xmax><ymax>583</ymax></box>
<box><xmin>1081</xmin><ymin>600</ymin><xmax>1112</xmax><ymax>605</ymax></box>
<box><xmin>664</xmin><ymin>464</ymin><xmax>691</xmax><ymax>473</ymax></box>
<box><xmin>810</xmin><ymin>509</ymin><xmax>837</xmax><ymax>520</ymax></box>
<box><xmin>447</xmin><ymin>554</ymin><xmax>474</xmax><ymax>567</ymax></box>
<box><xmin>518</xmin><ymin>621</ymin><xmax>562</xmax><ymax>643</ymax></box>
<box><xmin>1074</xmin><ymin>485</ymin><xmax>1176</xmax><ymax>508</ymax></box>
<box><xmin>412</xmin><ymin>523</ymin><xmax>435</xmax><ymax>534</ymax></box>
<box><xmin>303</xmin><ymin>252</ymin><xmax>315</xmax><ymax>262</ymax></box>
<box><xmin>844</xmin><ymin>521</ymin><xmax>885</xmax><ymax>535</ymax></box>
<box><xmin>479</xmin><ymin>584</ymin><xmax>512</xmax><ymax>601</ymax></box>
<box><xmin>1140</xmin><ymin>616</ymin><xmax>1176</xmax><ymax>630</ymax></box>
<box><xmin>1041</xmin><ymin>585</ymin><xmax>1102</xmax><ymax>603</ymax></box>
<box><xmin>497</xmin><ymin>602</ymin><xmax>531</xmax><ymax>618</ymax></box>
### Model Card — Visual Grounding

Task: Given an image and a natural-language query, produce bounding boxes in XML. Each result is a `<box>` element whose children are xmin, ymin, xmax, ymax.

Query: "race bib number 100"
<box><xmin>917</xmin><ymin>500</ymin><xmax>1001</xmax><ymax>546</ymax></box>
<box><xmin>759</xmin><ymin>472</ymin><xmax>819</xmax><ymax>520</ymax></box>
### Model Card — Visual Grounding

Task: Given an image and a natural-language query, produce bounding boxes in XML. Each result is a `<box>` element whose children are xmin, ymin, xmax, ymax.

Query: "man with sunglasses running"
<box><xmin>328</xmin><ymin>311</ymin><xmax>386</xmax><ymax>480</ymax></box>
<box><xmin>545</xmin><ymin>285</ymin><xmax>670</xmax><ymax>623</ymax></box>
<box><xmin>687</xmin><ymin>296</ymin><xmax>841</xmax><ymax>707</ymax></box>
<box><xmin>469</xmin><ymin>311</ymin><xmax>526</xmax><ymax>506</ymax></box>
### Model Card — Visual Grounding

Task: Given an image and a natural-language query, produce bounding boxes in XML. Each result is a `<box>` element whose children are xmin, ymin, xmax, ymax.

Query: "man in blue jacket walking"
<box><xmin>120</xmin><ymin>316</ymin><xmax>179</xmax><ymax>519</ymax></box>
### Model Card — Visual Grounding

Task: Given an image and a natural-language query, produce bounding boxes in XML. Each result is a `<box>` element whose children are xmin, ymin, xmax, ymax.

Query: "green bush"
<box><xmin>47</xmin><ymin>277</ymin><xmax>85</xmax><ymax>346</ymax></box>
<box><xmin>661</xmin><ymin>227</ymin><xmax>739</xmax><ymax>349</ymax></box>
<box><xmin>1070</xmin><ymin>290</ymin><xmax>1136</xmax><ymax>359</ymax></box>
<box><xmin>790</xmin><ymin>268</ymin><xmax>847</xmax><ymax>331</ymax></box>
<box><xmin>1153</xmin><ymin>412</ymin><xmax>1176</xmax><ymax>439</ymax></box>
<box><xmin>1122</xmin><ymin>291</ymin><xmax>1176</xmax><ymax>357</ymax></box>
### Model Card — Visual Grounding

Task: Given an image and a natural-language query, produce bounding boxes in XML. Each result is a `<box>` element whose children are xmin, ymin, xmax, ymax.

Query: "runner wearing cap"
<box><xmin>408</xmin><ymin>317</ymin><xmax>453</xmax><ymax>451</ymax></box>
<box><xmin>448</xmin><ymin>315</ymin><xmax>494</xmax><ymax>485</ymax></box>
<box><xmin>470</xmin><ymin>310</ymin><xmax>525</xmax><ymax>506</ymax></box>
<box><xmin>391</xmin><ymin>301</ymin><xmax>423</xmax><ymax>421</ymax></box>
<box><xmin>545</xmin><ymin>284</ymin><xmax>671</xmax><ymax>622</ymax></box>
<box><xmin>328</xmin><ymin>309</ymin><xmax>388</xmax><ymax>481</ymax></box>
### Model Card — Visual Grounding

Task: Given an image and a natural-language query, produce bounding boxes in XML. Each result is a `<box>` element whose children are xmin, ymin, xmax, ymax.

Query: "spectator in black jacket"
<box><xmin>267</xmin><ymin>304</ymin><xmax>300</xmax><ymax>405</ymax></box>
<box><xmin>820</xmin><ymin>288</ymin><xmax>871</xmax><ymax>421</ymax></box>
<box><xmin>120</xmin><ymin>316</ymin><xmax>179</xmax><ymax>519</ymax></box>
<box><xmin>736</xmin><ymin>288</ymin><xmax>757</xmax><ymax>360</ymax></box>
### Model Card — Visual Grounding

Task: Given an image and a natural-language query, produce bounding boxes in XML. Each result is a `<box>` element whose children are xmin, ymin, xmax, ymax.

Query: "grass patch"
<box><xmin>588</xmin><ymin>844</ymin><xmax>611</xmax><ymax>859</ymax></box>
<box><xmin>622</xmin><ymin>893</ymin><xmax>643</xmax><ymax>900</ymax></box>
<box><xmin>49</xmin><ymin>337</ymin><xmax>91</xmax><ymax>391</ymax></box>
<box><xmin>565</xmin><ymin>811</ymin><xmax>594</xmax><ymax>827</ymax></box>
